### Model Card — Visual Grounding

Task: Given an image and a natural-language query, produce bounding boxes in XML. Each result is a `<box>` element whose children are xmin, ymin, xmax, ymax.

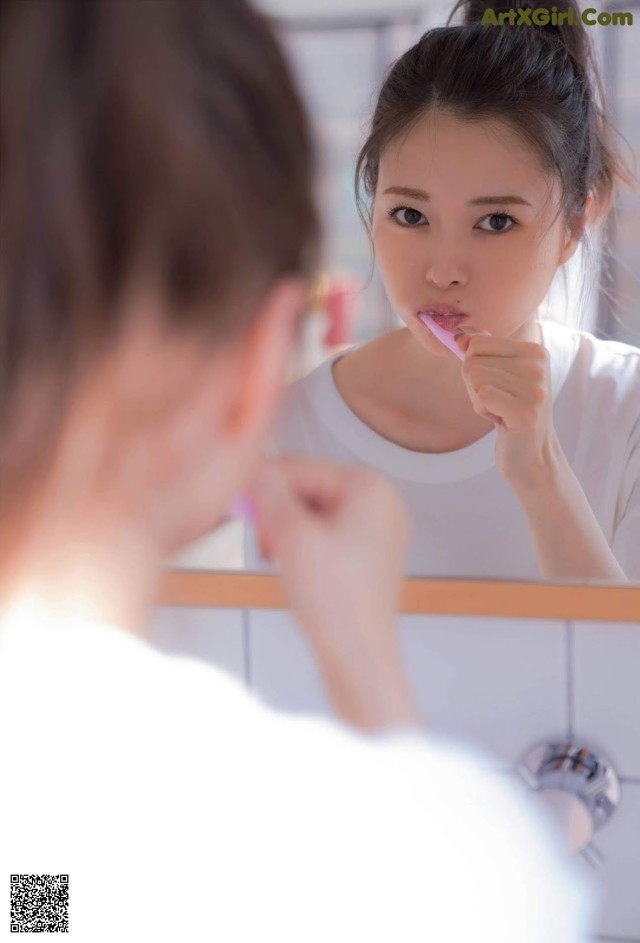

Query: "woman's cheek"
<box><xmin>375</xmin><ymin>233</ymin><xmax>411</xmax><ymax>289</ymax></box>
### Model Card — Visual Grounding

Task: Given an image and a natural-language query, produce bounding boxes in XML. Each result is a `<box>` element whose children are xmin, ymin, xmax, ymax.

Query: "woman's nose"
<box><xmin>423</xmin><ymin>242</ymin><xmax>467</xmax><ymax>290</ymax></box>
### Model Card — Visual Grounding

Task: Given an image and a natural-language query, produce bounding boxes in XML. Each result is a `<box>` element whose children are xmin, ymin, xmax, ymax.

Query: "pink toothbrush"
<box><xmin>417</xmin><ymin>313</ymin><xmax>465</xmax><ymax>360</ymax></box>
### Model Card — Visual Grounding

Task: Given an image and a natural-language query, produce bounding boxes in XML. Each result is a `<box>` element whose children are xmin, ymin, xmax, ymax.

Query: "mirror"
<box><xmin>168</xmin><ymin>4</ymin><xmax>639</xmax><ymax>586</ymax></box>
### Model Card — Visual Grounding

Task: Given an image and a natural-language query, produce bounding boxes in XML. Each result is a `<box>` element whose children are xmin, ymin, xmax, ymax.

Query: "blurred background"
<box><xmin>171</xmin><ymin>0</ymin><xmax>639</xmax><ymax>570</ymax></box>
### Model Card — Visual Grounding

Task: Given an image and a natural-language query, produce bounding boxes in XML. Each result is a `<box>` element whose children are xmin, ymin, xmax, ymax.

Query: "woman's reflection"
<box><xmin>245</xmin><ymin>10</ymin><xmax>639</xmax><ymax>584</ymax></box>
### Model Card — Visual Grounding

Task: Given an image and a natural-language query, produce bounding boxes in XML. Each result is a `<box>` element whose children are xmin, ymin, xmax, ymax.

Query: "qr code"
<box><xmin>10</xmin><ymin>874</ymin><xmax>69</xmax><ymax>933</ymax></box>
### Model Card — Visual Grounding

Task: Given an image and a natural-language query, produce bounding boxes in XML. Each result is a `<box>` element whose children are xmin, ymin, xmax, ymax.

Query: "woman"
<box><xmin>0</xmin><ymin>1</ymin><xmax>591</xmax><ymax>939</ymax></box>
<box><xmin>245</xmin><ymin>0</ymin><xmax>639</xmax><ymax>583</ymax></box>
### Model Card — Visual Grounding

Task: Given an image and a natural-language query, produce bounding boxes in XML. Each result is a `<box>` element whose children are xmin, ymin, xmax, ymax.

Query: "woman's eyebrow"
<box><xmin>382</xmin><ymin>185</ymin><xmax>532</xmax><ymax>207</ymax></box>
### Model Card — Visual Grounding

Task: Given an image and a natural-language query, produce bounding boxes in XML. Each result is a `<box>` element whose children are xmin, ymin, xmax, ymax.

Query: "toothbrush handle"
<box><xmin>418</xmin><ymin>313</ymin><xmax>465</xmax><ymax>360</ymax></box>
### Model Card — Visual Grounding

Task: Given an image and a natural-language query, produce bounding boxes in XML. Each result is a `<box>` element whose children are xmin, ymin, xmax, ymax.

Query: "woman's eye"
<box><xmin>477</xmin><ymin>213</ymin><xmax>517</xmax><ymax>233</ymax></box>
<box><xmin>387</xmin><ymin>206</ymin><xmax>426</xmax><ymax>227</ymax></box>
<box><xmin>387</xmin><ymin>207</ymin><xmax>518</xmax><ymax>233</ymax></box>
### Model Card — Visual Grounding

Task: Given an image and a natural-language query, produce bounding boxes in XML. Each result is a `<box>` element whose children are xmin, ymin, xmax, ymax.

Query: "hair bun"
<box><xmin>449</xmin><ymin>1</ymin><xmax>592</xmax><ymax>83</ymax></box>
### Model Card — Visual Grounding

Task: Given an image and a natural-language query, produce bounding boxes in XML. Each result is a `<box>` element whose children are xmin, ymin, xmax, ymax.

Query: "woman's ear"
<box><xmin>223</xmin><ymin>276</ymin><xmax>310</xmax><ymax>440</ymax></box>
<box><xmin>557</xmin><ymin>192</ymin><xmax>594</xmax><ymax>266</ymax></box>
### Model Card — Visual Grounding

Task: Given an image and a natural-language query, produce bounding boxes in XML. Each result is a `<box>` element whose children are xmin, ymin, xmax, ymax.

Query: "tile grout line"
<box><xmin>567</xmin><ymin>619</ymin><xmax>640</xmax><ymax>789</ymax></box>
<box><xmin>566</xmin><ymin>618</ymin><xmax>575</xmax><ymax>741</ymax></box>
<box><xmin>242</xmin><ymin>608</ymin><xmax>252</xmax><ymax>689</ymax></box>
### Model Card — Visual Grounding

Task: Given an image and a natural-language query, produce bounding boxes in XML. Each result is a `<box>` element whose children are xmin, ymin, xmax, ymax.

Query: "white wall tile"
<box><xmin>580</xmin><ymin>782</ymin><xmax>640</xmax><ymax>941</ymax></box>
<box><xmin>573</xmin><ymin>620</ymin><xmax>640</xmax><ymax>780</ymax></box>
<box><xmin>247</xmin><ymin>609</ymin><xmax>332</xmax><ymax>715</ymax></box>
<box><xmin>148</xmin><ymin>606</ymin><xmax>246</xmax><ymax>684</ymax></box>
<box><xmin>398</xmin><ymin>614</ymin><xmax>569</xmax><ymax>769</ymax></box>
<box><xmin>248</xmin><ymin>609</ymin><xmax>569</xmax><ymax>769</ymax></box>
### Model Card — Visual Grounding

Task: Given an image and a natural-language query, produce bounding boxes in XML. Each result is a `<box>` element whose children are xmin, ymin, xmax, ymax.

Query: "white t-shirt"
<box><xmin>244</xmin><ymin>318</ymin><xmax>640</xmax><ymax>580</ymax></box>
<box><xmin>0</xmin><ymin>615</ymin><xmax>593</xmax><ymax>942</ymax></box>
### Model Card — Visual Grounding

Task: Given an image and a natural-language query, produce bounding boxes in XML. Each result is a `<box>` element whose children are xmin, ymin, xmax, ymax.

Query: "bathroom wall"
<box><xmin>149</xmin><ymin>605</ymin><xmax>640</xmax><ymax>942</ymax></box>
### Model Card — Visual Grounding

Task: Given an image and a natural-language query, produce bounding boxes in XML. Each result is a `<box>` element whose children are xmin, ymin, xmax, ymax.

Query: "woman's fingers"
<box><xmin>248</xmin><ymin>453</ymin><xmax>361</xmax><ymax>515</ymax></box>
<box><xmin>248</xmin><ymin>454</ymin><xmax>379</xmax><ymax>562</ymax></box>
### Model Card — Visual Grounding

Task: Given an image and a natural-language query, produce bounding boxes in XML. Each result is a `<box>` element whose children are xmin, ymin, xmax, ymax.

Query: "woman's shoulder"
<box><xmin>264</xmin><ymin>349</ymin><xmax>348</xmax><ymax>456</ymax></box>
<box><xmin>542</xmin><ymin>315</ymin><xmax>639</xmax><ymax>359</ymax></box>
<box><xmin>279</xmin><ymin>351</ymin><xmax>339</xmax><ymax>417</ymax></box>
<box><xmin>542</xmin><ymin>316</ymin><xmax>640</xmax><ymax>389</ymax></box>
<box><xmin>280</xmin><ymin>341</ymin><xmax>369</xmax><ymax>415</ymax></box>
<box><xmin>541</xmin><ymin>318</ymin><xmax>639</xmax><ymax>453</ymax></box>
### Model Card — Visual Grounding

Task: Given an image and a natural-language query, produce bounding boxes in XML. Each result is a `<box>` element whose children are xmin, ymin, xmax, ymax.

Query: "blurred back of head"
<box><xmin>0</xmin><ymin>0</ymin><xmax>320</xmax><ymax>484</ymax></box>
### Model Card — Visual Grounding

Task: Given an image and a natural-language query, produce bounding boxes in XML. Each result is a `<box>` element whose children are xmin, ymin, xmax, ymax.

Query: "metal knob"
<box><xmin>517</xmin><ymin>741</ymin><xmax>620</xmax><ymax>867</ymax></box>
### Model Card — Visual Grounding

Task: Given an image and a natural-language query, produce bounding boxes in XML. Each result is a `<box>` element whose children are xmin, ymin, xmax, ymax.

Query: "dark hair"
<box><xmin>354</xmin><ymin>0</ymin><xmax>636</xmax><ymax>300</ymax></box>
<box><xmin>0</xmin><ymin>0</ymin><xmax>320</xmax><ymax>466</ymax></box>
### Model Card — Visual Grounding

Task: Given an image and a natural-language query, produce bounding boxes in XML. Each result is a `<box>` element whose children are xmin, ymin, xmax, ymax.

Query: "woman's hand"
<box><xmin>247</xmin><ymin>456</ymin><xmax>410</xmax><ymax>654</ymax></box>
<box><xmin>455</xmin><ymin>331</ymin><xmax>562</xmax><ymax>486</ymax></box>
<box><xmin>245</xmin><ymin>455</ymin><xmax>422</xmax><ymax>731</ymax></box>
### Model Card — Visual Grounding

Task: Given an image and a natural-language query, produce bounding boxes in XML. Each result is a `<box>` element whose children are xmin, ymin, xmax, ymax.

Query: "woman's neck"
<box><xmin>0</xmin><ymin>501</ymin><xmax>161</xmax><ymax>638</ymax></box>
<box><xmin>363</xmin><ymin>318</ymin><xmax>542</xmax><ymax>424</ymax></box>
<box><xmin>337</xmin><ymin>328</ymin><xmax>478</xmax><ymax>431</ymax></box>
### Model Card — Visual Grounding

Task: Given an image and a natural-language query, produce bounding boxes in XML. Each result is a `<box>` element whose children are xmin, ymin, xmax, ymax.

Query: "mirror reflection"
<box><xmin>170</xmin><ymin>2</ymin><xmax>639</xmax><ymax>583</ymax></box>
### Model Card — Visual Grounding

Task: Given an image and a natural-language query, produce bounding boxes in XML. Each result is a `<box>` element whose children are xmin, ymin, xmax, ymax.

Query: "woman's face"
<box><xmin>371</xmin><ymin>111</ymin><xmax>580</xmax><ymax>357</ymax></box>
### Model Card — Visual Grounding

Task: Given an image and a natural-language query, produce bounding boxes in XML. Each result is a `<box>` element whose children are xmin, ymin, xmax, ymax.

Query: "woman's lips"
<box><xmin>417</xmin><ymin>312</ymin><xmax>469</xmax><ymax>333</ymax></box>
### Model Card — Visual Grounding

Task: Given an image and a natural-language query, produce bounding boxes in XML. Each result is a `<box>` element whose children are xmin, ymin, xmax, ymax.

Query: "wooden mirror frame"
<box><xmin>158</xmin><ymin>571</ymin><xmax>640</xmax><ymax>623</ymax></box>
